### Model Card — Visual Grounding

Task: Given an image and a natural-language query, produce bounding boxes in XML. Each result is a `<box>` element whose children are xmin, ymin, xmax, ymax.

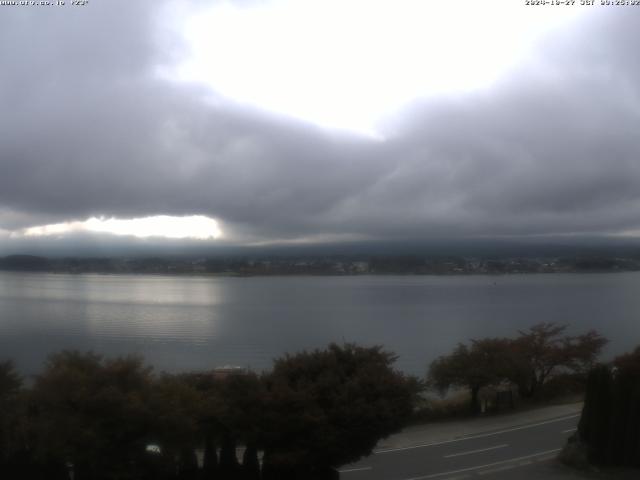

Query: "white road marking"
<box><xmin>402</xmin><ymin>448</ymin><xmax>562</xmax><ymax>480</ymax></box>
<box><xmin>443</xmin><ymin>444</ymin><xmax>508</xmax><ymax>458</ymax></box>
<box><xmin>376</xmin><ymin>414</ymin><xmax>579</xmax><ymax>454</ymax></box>
<box><xmin>477</xmin><ymin>464</ymin><xmax>517</xmax><ymax>475</ymax></box>
<box><xmin>338</xmin><ymin>466</ymin><xmax>372</xmax><ymax>473</ymax></box>
<box><xmin>535</xmin><ymin>454</ymin><xmax>558</xmax><ymax>463</ymax></box>
<box><xmin>562</xmin><ymin>428</ymin><xmax>577</xmax><ymax>433</ymax></box>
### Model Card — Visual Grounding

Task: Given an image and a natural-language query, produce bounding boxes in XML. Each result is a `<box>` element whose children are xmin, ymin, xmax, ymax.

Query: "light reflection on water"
<box><xmin>1</xmin><ymin>271</ymin><xmax>639</xmax><ymax>376</ymax></box>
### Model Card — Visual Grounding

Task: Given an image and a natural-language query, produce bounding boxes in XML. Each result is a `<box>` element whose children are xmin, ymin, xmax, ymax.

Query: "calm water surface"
<box><xmin>1</xmin><ymin>272</ymin><xmax>639</xmax><ymax>375</ymax></box>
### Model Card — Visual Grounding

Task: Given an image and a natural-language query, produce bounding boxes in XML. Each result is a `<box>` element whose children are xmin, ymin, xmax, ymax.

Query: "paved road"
<box><xmin>339</xmin><ymin>412</ymin><xmax>580</xmax><ymax>480</ymax></box>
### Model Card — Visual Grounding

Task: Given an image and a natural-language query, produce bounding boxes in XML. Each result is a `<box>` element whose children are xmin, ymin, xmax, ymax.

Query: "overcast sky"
<box><xmin>1</xmin><ymin>1</ymin><xmax>639</xmax><ymax>254</ymax></box>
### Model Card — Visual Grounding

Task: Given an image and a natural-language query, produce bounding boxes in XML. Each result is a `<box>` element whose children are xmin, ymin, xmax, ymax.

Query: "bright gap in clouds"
<box><xmin>172</xmin><ymin>0</ymin><xmax>587</xmax><ymax>137</ymax></box>
<box><xmin>22</xmin><ymin>216</ymin><xmax>222</xmax><ymax>240</ymax></box>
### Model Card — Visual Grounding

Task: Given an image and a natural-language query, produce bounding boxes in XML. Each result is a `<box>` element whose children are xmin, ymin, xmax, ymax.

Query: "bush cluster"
<box><xmin>0</xmin><ymin>344</ymin><xmax>420</xmax><ymax>480</ymax></box>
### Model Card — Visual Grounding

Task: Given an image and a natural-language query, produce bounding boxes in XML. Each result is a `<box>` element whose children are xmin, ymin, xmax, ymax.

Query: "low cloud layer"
<box><xmin>1</xmin><ymin>2</ymin><xmax>639</xmax><ymax>253</ymax></box>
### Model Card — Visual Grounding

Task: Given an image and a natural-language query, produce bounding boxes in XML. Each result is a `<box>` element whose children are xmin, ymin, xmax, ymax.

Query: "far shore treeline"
<box><xmin>3</xmin><ymin>253</ymin><xmax>640</xmax><ymax>276</ymax></box>
<box><xmin>0</xmin><ymin>326</ymin><xmax>637</xmax><ymax>479</ymax></box>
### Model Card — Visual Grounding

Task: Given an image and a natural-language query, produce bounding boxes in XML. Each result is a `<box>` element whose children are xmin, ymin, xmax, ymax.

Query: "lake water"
<box><xmin>1</xmin><ymin>271</ymin><xmax>639</xmax><ymax>376</ymax></box>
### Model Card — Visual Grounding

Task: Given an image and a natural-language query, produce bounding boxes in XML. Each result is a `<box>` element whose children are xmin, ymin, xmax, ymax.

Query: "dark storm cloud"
<box><xmin>1</xmin><ymin>2</ymin><xmax>639</xmax><ymax>247</ymax></box>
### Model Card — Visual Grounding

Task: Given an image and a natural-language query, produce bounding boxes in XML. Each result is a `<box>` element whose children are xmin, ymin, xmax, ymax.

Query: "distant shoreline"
<box><xmin>2</xmin><ymin>255</ymin><xmax>640</xmax><ymax>278</ymax></box>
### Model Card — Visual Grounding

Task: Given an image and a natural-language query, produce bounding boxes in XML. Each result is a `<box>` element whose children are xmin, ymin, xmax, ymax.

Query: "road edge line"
<box><xmin>403</xmin><ymin>448</ymin><xmax>562</xmax><ymax>480</ymax></box>
<box><xmin>376</xmin><ymin>414</ymin><xmax>579</xmax><ymax>454</ymax></box>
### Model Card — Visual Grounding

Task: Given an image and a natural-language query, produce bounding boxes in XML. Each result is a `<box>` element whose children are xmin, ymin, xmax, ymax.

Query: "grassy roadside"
<box><xmin>409</xmin><ymin>389</ymin><xmax>585</xmax><ymax>426</ymax></box>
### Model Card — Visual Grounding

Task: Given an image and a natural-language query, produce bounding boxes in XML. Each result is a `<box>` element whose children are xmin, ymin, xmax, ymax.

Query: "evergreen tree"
<box><xmin>579</xmin><ymin>364</ymin><xmax>612</xmax><ymax>464</ymax></box>
<box><xmin>578</xmin><ymin>346</ymin><xmax>640</xmax><ymax>467</ymax></box>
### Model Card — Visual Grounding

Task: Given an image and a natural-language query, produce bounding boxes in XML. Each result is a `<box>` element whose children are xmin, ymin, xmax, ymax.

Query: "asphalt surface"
<box><xmin>339</xmin><ymin>410</ymin><xmax>580</xmax><ymax>480</ymax></box>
